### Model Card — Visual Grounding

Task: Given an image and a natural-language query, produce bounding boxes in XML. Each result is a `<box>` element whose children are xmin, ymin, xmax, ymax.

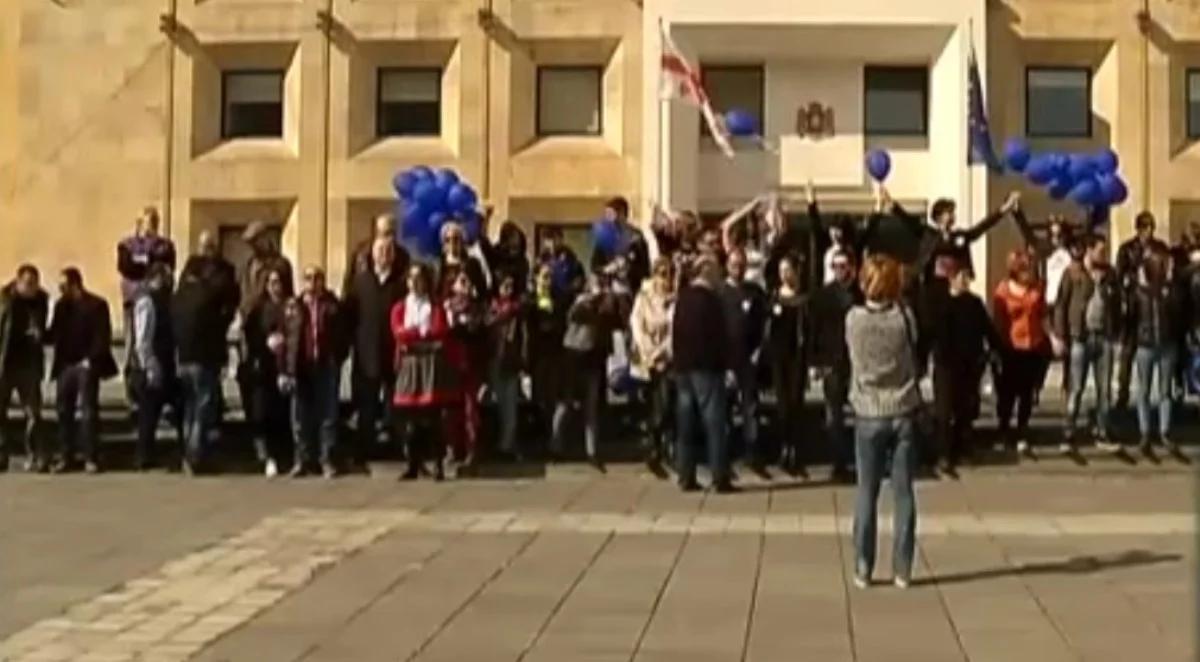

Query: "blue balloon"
<box><xmin>1098</xmin><ymin>174</ymin><xmax>1128</xmax><ymax>205</ymax></box>
<box><xmin>724</xmin><ymin>109</ymin><xmax>758</xmax><ymax>137</ymax></box>
<box><xmin>1048</xmin><ymin>153</ymin><xmax>1069</xmax><ymax>177</ymax></box>
<box><xmin>1003</xmin><ymin>138</ymin><xmax>1032</xmax><ymax>172</ymax></box>
<box><xmin>409</xmin><ymin>166</ymin><xmax>433</xmax><ymax>182</ymax></box>
<box><xmin>1048</xmin><ymin>177</ymin><xmax>1072</xmax><ymax>200</ymax></box>
<box><xmin>413</xmin><ymin>180</ymin><xmax>445</xmax><ymax>210</ymax></box>
<box><xmin>865</xmin><ymin>149</ymin><xmax>891</xmax><ymax>182</ymax></box>
<box><xmin>1094</xmin><ymin>149</ymin><xmax>1119</xmax><ymax>175</ymax></box>
<box><xmin>1025</xmin><ymin>155</ymin><xmax>1055</xmax><ymax>185</ymax></box>
<box><xmin>592</xmin><ymin>220</ymin><xmax>620</xmax><ymax>256</ymax></box>
<box><xmin>1068</xmin><ymin>177</ymin><xmax>1101</xmax><ymax>205</ymax></box>
<box><xmin>401</xmin><ymin>203</ymin><xmax>429</xmax><ymax>239</ymax></box>
<box><xmin>446</xmin><ymin>183</ymin><xmax>478</xmax><ymax>214</ymax></box>
<box><xmin>393</xmin><ymin>171</ymin><xmax>417</xmax><ymax>199</ymax></box>
<box><xmin>1067</xmin><ymin>154</ymin><xmax>1096</xmax><ymax>184</ymax></box>
<box><xmin>433</xmin><ymin>168</ymin><xmax>460</xmax><ymax>191</ymax></box>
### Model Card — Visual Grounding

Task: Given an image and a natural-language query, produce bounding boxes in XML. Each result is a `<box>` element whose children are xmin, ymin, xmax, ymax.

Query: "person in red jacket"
<box><xmin>391</xmin><ymin>263</ymin><xmax>462</xmax><ymax>480</ymax></box>
<box><xmin>992</xmin><ymin>250</ymin><xmax>1051</xmax><ymax>458</ymax></box>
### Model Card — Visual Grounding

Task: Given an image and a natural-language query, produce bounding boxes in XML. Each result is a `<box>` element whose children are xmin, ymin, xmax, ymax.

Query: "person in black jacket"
<box><xmin>1128</xmin><ymin>252</ymin><xmax>1188</xmax><ymax>459</ymax></box>
<box><xmin>808</xmin><ymin>248</ymin><xmax>862</xmax><ymax>482</ymax></box>
<box><xmin>284</xmin><ymin>266</ymin><xmax>348</xmax><ymax>479</ymax></box>
<box><xmin>673</xmin><ymin>255</ymin><xmax>734</xmax><ymax>493</ymax></box>
<box><xmin>765</xmin><ymin>254</ymin><xmax>809</xmax><ymax>475</ymax></box>
<box><xmin>528</xmin><ymin>262</ymin><xmax>568</xmax><ymax>450</ymax></box>
<box><xmin>48</xmin><ymin>268</ymin><xmax>118</xmax><ymax>473</ymax></box>
<box><xmin>1115</xmin><ymin>212</ymin><xmax>1170</xmax><ymax>410</ymax></box>
<box><xmin>591</xmin><ymin>196</ymin><xmax>651</xmax><ymax>293</ymax></box>
<box><xmin>482</xmin><ymin>220</ymin><xmax>530</xmax><ymax>296</ymax></box>
<box><xmin>128</xmin><ymin>265</ymin><xmax>176</xmax><ymax>470</ymax></box>
<box><xmin>0</xmin><ymin>265</ymin><xmax>49</xmax><ymax>472</ymax></box>
<box><xmin>926</xmin><ymin>259</ymin><xmax>1004</xmax><ymax>475</ymax></box>
<box><xmin>884</xmin><ymin>187</ymin><xmax>1019</xmax><ymax>281</ymax></box>
<box><xmin>174</xmin><ymin>231</ymin><xmax>239</xmax><ymax>474</ymax></box>
<box><xmin>344</xmin><ymin>238</ymin><xmax>407</xmax><ymax>470</ymax></box>
<box><xmin>720</xmin><ymin>248</ymin><xmax>768</xmax><ymax>471</ymax></box>
<box><xmin>342</xmin><ymin>213</ymin><xmax>411</xmax><ymax>297</ymax></box>
<box><xmin>242</xmin><ymin>266</ymin><xmax>293</xmax><ymax>477</ymax></box>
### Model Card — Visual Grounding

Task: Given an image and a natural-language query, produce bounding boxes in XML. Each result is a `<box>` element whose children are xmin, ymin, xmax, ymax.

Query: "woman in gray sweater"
<box><xmin>845</xmin><ymin>255</ymin><xmax>923</xmax><ymax>589</ymax></box>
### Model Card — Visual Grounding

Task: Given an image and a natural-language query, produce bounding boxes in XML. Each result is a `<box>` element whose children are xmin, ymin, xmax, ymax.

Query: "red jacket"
<box><xmin>390</xmin><ymin>298</ymin><xmax>465</xmax><ymax>407</ymax></box>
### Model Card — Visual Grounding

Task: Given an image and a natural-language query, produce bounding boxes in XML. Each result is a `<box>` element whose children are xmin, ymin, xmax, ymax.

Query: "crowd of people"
<box><xmin>0</xmin><ymin>190</ymin><xmax>1197</xmax><ymax>496</ymax></box>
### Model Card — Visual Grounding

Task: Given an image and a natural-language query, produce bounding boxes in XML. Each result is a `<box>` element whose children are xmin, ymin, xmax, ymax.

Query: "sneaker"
<box><xmin>1096</xmin><ymin>439</ymin><xmax>1121</xmax><ymax>454</ymax></box>
<box><xmin>321</xmin><ymin>462</ymin><xmax>338</xmax><ymax>480</ymax></box>
<box><xmin>1016</xmin><ymin>439</ymin><xmax>1030</xmax><ymax>454</ymax></box>
<box><xmin>83</xmin><ymin>461</ymin><xmax>100</xmax><ymax>475</ymax></box>
<box><xmin>264</xmin><ymin>459</ymin><xmax>279</xmax><ymax>479</ymax></box>
<box><xmin>853</xmin><ymin>574</ymin><xmax>870</xmax><ymax>589</ymax></box>
<box><xmin>1059</xmin><ymin>440</ymin><xmax>1076</xmax><ymax>455</ymax></box>
<box><xmin>894</xmin><ymin>575</ymin><xmax>911</xmax><ymax>589</ymax></box>
<box><xmin>288</xmin><ymin>464</ymin><xmax>308</xmax><ymax>479</ymax></box>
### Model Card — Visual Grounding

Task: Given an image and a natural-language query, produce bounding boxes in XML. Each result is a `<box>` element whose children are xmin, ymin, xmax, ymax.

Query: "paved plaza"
<box><xmin>0</xmin><ymin>461</ymin><xmax>1195</xmax><ymax>662</ymax></box>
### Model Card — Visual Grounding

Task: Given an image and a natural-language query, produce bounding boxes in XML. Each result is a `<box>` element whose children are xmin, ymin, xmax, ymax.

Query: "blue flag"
<box><xmin>967</xmin><ymin>45</ymin><xmax>1003</xmax><ymax>172</ymax></box>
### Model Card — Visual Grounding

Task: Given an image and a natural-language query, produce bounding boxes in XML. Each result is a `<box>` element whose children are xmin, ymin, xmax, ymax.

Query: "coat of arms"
<box><xmin>796</xmin><ymin>102</ymin><xmax>835</xmax><ymax>139</ymax></box>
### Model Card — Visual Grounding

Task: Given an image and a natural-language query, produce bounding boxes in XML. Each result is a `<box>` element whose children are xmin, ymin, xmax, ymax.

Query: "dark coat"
<box><xmin>1128</xmin><ymin>282</ymin><xmax>1189</xmax><ymax>349</ymax></box>
<box><xmin>243</xmin><ymin>296</ymin><xmax>291</xmax><ymax>379</ymax></box>
<box><xmin>342</xmin><ymin>240</ymin><xmax>411</xmax><ymax>299</ymax></box>
<box><xmin>117</xmin><ymin>235</ymin><xmax>176</xmax><ymax>304</ymax></box>
<box><xmin>893</xmin><ymin>202</ymin><xmax>1006</xmax><ymax>279</ymax></box>
<box><xmin>174</xmin><ymin>256</ymin><xmax>239</xmax><ymax>368</ymax></box>
<box><xmin>719</xmin><ymin>279</ymin><xmax>768</xmax><ymax>368</ymax></box>
<box><xmin>344</xmin><ymin>267</ymin><xmax>407</xmax><ymax>380</ymax></box>
<box><xmin>240</xmin><ymin>252</ymin><xmax>294</xmax><ymax>315</ymax></box>
<box><xmin>672</xmin><ymin>283</ymin><xmax>730</xmax><ymax>374</ymax></box>
<box><xmin>1053</xmin><ymin>262</ymin><xmax>1123</xmax><ymax>342</ymax></box>
<box><xmin>284</xmin><ymin>291</ymin><xmax>348</xmax><ymax>376</ymax></box>
<box><xmin>0</xmin><ymin>283</ymin><xmax>49</xmax><ymax>379</ymax></box>
<box><xmin>48</xmin><ymin>292</ymin><xmax>118</xmax><ymax>380</ymax></box>
<box><xmin>482</xmin><ymin>223</ymin><xmax>530</xmax><ymax>295</ymax></box>
<box><xmin>808</xmin><ymin>279</ymin><xmax>862</xmax><ymax>372</ymax></box>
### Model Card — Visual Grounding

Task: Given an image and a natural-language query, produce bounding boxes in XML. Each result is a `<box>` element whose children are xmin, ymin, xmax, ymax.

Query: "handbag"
<box><xmin>898</xmin><ymin>305</ymin><xmax>936</xmax><ymax>440</ymax></box>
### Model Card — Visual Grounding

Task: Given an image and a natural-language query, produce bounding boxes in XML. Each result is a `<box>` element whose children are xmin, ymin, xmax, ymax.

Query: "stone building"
<box><xmin>2</xmin><ymin>0</ymin><xmax>1199</xmax><ymax>323</ymax></box>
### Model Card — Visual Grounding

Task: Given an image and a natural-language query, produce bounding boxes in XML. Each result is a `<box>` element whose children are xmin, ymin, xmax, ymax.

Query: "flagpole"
<box><xmin>657</xmin><ymin>17</ymin><xmax>667</xmax><ymax>215</ymax></box>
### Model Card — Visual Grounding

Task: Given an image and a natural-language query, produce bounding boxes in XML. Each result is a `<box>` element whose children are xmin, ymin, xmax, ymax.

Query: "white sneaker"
<box><xmin>264</xmin><ymin>459</ymin><xmax>279</xmax><ymax>478</ymax></box>
<box><xmin>853</xmin><ymin>574</ymin><xmax>869</xmax><ymax>590</ymax></box>
<box><xmin>894</xmin><ymin>576</ymin><xmax>911</xmax><ymax>589</ymax></box>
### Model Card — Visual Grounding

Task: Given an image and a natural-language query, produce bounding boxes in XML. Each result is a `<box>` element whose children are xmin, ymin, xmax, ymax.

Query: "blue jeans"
<box><xmin>492</xmin><ymin>368</ymin><xmax>521</xmax><ymax>454</ymax></box>
<box><xmin>853</xmin><ymin>416</ymin><xmax>917</xmax><ymax>581</ymax></box>
<box><xmin>178</xmin><ymin>363</ymin><xmax>219</xmax><ymax>465</ymax></box>
<box><xmin>1066</xmin><ymin>335</ymin><xmax>1113</xmax><ymax>439</ymax></box>
<box><xmin>291</xmin><ymin>361</ymin><xmax>340</xmax><ymax>466</ymax></box>
<box><xmin>674</xmin><ymin>371</ymin><xmax>729</xmax><ymax>486</ymax></box>
<box><xmin>1135</xmin><ymin>345</ymin><xmax>1178</xmax><ymax>440</ymax></box>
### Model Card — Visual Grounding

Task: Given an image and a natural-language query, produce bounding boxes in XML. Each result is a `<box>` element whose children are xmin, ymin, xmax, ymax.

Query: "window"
<box><xmin>1188</xmin><ymin>69</ymin><xmax>1200</xmax><ymax>140</ymax></box>
<box><xmin>700</xmin><ymin>65</ymin><xmax>764</xmax><ymax>137</ymax></box>
<box><xmin>1026</xmin><ymin>67</ymin><xmax>1091</xmax><ymax>138</ymax></box>
<box><xmin>221</xmin><ymin>71</ymin><xmax>284</xmax><ymax>139</ymax></box>
<box><xmin>377</xmin><ymin>68</ymin><xmax>441</xmax><ymax>137</ymax></box>
<box><xmin>536</xmin><ymin>66</ymin><xmax>602</xmax><ymax>136</ymax></box>
<box><xmin>864</xmin><ymin>66</ymin><xmax>928</xmax><ymax>136</ymax></box>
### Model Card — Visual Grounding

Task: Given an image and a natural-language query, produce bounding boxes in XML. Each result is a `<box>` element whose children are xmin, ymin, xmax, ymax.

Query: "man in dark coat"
<box><xmin>0</xmin><ymin>265</ymin><xmax>49</xmax><ymax>472</ymax></box>
<box><xmin>342</xmin><ymin>213</ymin><xmax>411</xmax><ymax>297</ymax></box>
<box><xmin>808</xmin><ymin>248</ymin><xmax>863</xmax><ymax>482</ymax></box>
<box><xmin>175</xmin><ymin>231</ymin><xmax>240</xmax><ymax>474</ymax></box>
<box><xmin>344</xmin><ymin>238</ymin><xmax>407</xmax><ymax>469</ymax></box>
<box><xmin>1114</xmin><ymin>211</ymin><xmax>1169</xmax><ymax>409</ymax></box>
<box><xmin>719</xmin><ymin>247</ymin><xmax>768</xmax><ymax>470</ymax></box>
<box><xmin>47</xmin><ymin>268</ymin><xmax>118</xmax><ymax>473</ymax></box>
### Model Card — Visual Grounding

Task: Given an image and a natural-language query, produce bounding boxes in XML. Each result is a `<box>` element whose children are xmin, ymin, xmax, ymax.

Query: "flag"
<box><xmin>659</xmin><ymin>23</ymin><xmax>735</xmax><ymax>158</ymax></box>
<box><xmin>967</xmin><ymin>44</ymin><xmax>1003</xmax><ymax>172</ymax></box>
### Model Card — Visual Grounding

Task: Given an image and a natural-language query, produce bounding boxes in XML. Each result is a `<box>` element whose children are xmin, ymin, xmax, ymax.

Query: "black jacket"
<box><xmin>342</xmin><ymin>239</ymin><xmax>411</xmax><ymax>299</ymax></box>
<box><xmin>672</xmin><ymin>284</ymin><xmax>730</xmax><ymax>373</ymax></box>
<box><xmin>893</xmin><ymin>202</ymin><xmax>1007</xmax><ymax>279</ymax></box>
<box><xmin>719</xmin><ymin>279</ymin><xmax>767</xmax><ymax>367</ymax></box>
<box><xmin>1129</xmin><ymin>282</ymin><xmax>1189</xmax><ymax>348</ymax></box>
<box><xmin>344</xmin><ymin>267</ymin><xmax>407</xmax><ymax>380</ymax></box>
<box><xmin>808</xmin><ymin>279</ymin><xmax>862</xmax><ymax>372</ymax></box>
<box><xmin>927</xmin><ymin>291</ymin><xmax>1004</xmax><ymax>371</ymax></box>
<box><xmin>284</xmin><ymin>291</ymin><xmax>348</xmax><ymax>376</ymax></box>
<box><xmin>174</xmin><ymin>256</ymin><xmax>239</xmax><ymax>368</ymax></box>
<box><xmin>48</xmin><ymin>292</ymin><xmax>118</xmax><ymax>380</ymax></box>
<box><xmin>1116</xmin><ymin>236</ymin><xmax>1169</xmax><ymax>296</ymax></box>
<box><xmin>243</xmin><ymin>296</ymin><xmax>290</xmax><ymax>379</ymax></box>
<box><xmin>0</xmin><ymin>283</ymin><xmax>49</xmax><ymax>378</ymax></box>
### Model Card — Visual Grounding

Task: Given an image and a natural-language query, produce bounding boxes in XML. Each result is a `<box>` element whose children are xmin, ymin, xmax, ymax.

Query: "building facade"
<box><xmin>2</xmin><ymin>0</ymin><xmax>1200</xmax><ymax>321</ymax></box>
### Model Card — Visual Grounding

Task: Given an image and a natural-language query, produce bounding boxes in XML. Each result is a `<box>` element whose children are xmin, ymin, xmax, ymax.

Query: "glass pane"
<box><xmin>1027</xmin><ymin>69</ymin><xmax>1089</xmax><ymax>136</ymax></box>
<box><xmin>704</xmin><ymin>67</ymin><xmax>764</xmax><ymax>118</ymax></box>
<box><xmin>1188</xmin><ymin>72</ymin><xmax>1200</xmax><ymax>138</ymax></box>
<box><xmin>538</xmin><ymin>68</ymin><xmax>602</xmax><ymax>135</ymax></box>
<box><xmin>865</xmin><ymin>67</ymin><xmax>927</xmax><ymax>135</ymax></box>
<box><xmin>380</xmin><ymin>70</ymin><xmax>440</xmax><ymax>103</ymax></box>
<box><xmin>379</xmin><ymin>102</ymin><xmax>440</xmax><ymax>137</ymax></box>
<box><xmin>225</xmin><ymin>103</ymin><xmax>283</xmax><ymax>138</ymax></box>
<box><xmin>224</xmin><ymin>72</ymin><xmax>282</xmax><ymax>103</ymax></box>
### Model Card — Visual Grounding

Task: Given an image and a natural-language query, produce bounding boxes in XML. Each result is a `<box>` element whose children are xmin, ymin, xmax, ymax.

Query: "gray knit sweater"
<box><xmin>845</xmin><ymin>303</ymin><xmax>922</xmax><ymax>419</ymax></box>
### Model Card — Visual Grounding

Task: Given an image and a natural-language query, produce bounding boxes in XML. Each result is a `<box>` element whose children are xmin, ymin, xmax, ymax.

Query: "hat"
<box><xmin>243</xmin><ymin>221</ymin><xmax>271</xmax><ymax>242</ymax></box>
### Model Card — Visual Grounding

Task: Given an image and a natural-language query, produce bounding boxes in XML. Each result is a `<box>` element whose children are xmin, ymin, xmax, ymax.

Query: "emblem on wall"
<box><xmin>796</xmin><ymin>102</ymin><xmax>835</xmax><ymax>139</ymax></box>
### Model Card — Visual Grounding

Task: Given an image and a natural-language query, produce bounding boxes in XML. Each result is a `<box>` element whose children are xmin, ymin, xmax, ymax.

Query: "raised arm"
<box><xmin>962</xmin><ymin>191</ymin><xmax>1021</xmax><ymax>243</ymax></box>
<box><xmin>720</xmin><ymin>194</ymin><xmax>764</xmax><ymax>254</ymax></box>
<box><xmin>881</xmin><ymin>186</ymin><xmax>927</xmax><ymax>239</ymax></box>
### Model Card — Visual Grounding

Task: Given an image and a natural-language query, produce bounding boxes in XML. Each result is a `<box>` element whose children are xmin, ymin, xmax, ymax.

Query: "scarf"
<box><xmin>403</xmin><ymin>293</ymin><xmax>432</xmax><ymax>335</ymax></box>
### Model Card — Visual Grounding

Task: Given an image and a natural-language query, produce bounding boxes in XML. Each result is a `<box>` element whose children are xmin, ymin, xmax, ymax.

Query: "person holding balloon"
<box><xmin>591</xmin><ymin>197</ymin><xmax>650</xmax><ymax>294</ymax></box>
<box><xmin>536</xmin><ymin>227</ymin><xmax>586</xmax><ymax>305</ymax></box>
<box><xmin>807</xmin><ymin>180</ymin><xmax>884</xmax><ymax>286</ymax></box>
<box><xmin>884</xmin><ymin>186</ymin><xmax>1020</xmax><ymax>282</ymax></box>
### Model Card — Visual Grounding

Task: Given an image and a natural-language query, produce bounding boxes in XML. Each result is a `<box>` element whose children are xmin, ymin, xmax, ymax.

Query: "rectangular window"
<box><xmin>221</xmin><ymin>71</ymin><xmax>284</xmax><ymax>139</ymax></box>
<box><xmin>377</xmin><ymin>68</ymin><xmax>441</xmax><ymax>137</ymax></box>
<box><xmin>1188</xmin><ymin>69</ymin><xmax>1200</xmax><ymax>140</ymax></box>
<box><xmin>1026</xmin><ymin>67</ymin><xmax>1091</xmax><ymax>138</ymax></box>
<box><xmin>700</xmin><ymin>65</ymin><xmax>765</xmax><ymax>137</ymax></box>
<box><xmin>536</xmin><ymin>66</ymin><xmax>602</xmax><ymax>136</ymax></box>
<box><xmin>864</xmin><ymin>66</ymin><xmax>928</xmax><ymax>136</ymax></box>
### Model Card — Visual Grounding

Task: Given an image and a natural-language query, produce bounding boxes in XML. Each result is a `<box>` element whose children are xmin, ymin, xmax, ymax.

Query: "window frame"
<box><xmin>535</xmin><ymin>65</ymin><xmax>604</xmax><ymax>137</ymax></box>
<box><xmin>1187</xmin><ymin>67</ymin><xmax>1200</xmax><ymax>140</ymax></box>
<box><xmin>375</xmin><ymin>66</ymin><xmax>443</xmax><ymax>138</ymax></box>
<box><xmin>698</xmin><ymin>64</ymin><xmax>765</xmax><ymax>138</ymax></box>
<box><xmin>863</xmin><ymin>65</ymin><xmax>929</xmax><ymax>137</ymax></box>
<box><xmin>1024</xmin><ymin>65</ymin><xmax>1093</xmax><ymax>139</ymax></box>
<box><xmin>220</xmin><ymin>69</ymin><xmax>286</xmax><ymax>140</ymax></box>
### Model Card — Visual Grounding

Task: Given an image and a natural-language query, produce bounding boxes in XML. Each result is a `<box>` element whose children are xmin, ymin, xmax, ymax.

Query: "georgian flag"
<box><xmin>659</xmin><ymin>23</ymin><xmax>735</xmax><ymax>158</ymax></box>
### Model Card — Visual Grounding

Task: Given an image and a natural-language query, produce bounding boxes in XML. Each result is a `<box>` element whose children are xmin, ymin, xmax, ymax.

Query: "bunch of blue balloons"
<box><xmin>1001</xmin><ymin>139</ymin><xmax>1128</xmax><ymax>211</ymax></box>
<box><xmin>392</xmin><ymin>166</ymin><xmax>482</xmax><ymax>257</ymax></box>
<box><xmin>724</xmin><ymin>108</ymin><xmax>759</xmax><ymax>137</ymax></box>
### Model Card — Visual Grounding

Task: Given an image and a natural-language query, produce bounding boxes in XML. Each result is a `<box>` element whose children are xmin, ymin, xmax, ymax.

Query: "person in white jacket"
<box><xmin>630</xmin><ymin>257</ymin><xmax>675</xmax><ymax>468</ymax></box>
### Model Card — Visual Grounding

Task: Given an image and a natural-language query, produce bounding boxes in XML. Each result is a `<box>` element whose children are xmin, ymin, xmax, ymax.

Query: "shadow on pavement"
<box><xmin>918</xmin><ymin>550</ymin><xmax>1183</xmax><ymax>587</ymax></box>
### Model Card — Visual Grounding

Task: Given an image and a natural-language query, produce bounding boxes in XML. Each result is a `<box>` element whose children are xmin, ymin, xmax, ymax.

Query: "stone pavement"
<box><xmin>0</xmin><ymin>469</ymin><xmax>1195</xmax><ymax>662</ymax></box>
